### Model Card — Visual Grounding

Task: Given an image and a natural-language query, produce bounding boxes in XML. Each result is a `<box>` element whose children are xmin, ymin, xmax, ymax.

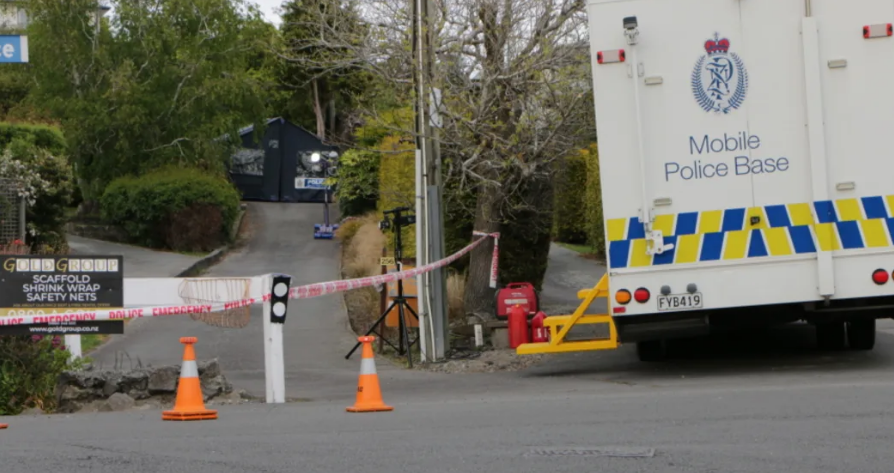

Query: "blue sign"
<box><xmin>295</xmin><ymin>177</ymin><xmax>328</xmax><ymax>189</ymax></box>
<box><xmin>0</xmin><ymin>36</ymin><xmax>29</xmax><ymax>64</ymax></box>
<box><xmin>314</xmin><ymin>223</ymin><xmax>339</xmax><ymax>240</ymax></box>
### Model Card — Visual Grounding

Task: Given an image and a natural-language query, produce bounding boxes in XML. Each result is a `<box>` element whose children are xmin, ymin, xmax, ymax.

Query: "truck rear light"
<box><xmin>634</xmin><ymin>288</ymin><xmax>651</xmax><ymax>303</ymax></box>
<box><xmin>615</xmin><ymin>289</ymin><xmax>631</xmax><ymax>305</ymax></box>
<box><xmin>597</xmin><ymin>49</ymin><xmax>625</xmax><ymax>64</ymax></box>
<box><xmin>872</xmin><ymin>269</ymin><xmax>889</xmax><ymax>285</ymax></box>
<box><xmin>613</xmin><ymin>306</ymin><xmax>626</xmax><ymax>314</ymax></box>
<box><xmin>863</xmin><ymin>23</ymin><xmax>893</xmax><ymax>39</ymax></box>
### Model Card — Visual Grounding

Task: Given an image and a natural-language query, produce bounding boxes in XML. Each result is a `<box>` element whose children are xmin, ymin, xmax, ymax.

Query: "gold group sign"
<box><xmin>3</xmin><ymin>256</ymin><xmax>121</xmax><ymax>273</ymax></box>
<box><xmin>0</xmin><ymin>255</ymin><xmax>124</xmax><ymax>311</ymax></box>
<box><xmin>0</xmin><ymin>255</ymin><xmax>125</xmax><ymax>335</ymax></box>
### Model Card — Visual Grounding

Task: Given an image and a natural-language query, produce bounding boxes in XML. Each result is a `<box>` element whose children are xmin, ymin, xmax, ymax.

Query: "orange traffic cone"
<box><xmin>346</xmin><ymin>336</ymin><xmax>393</xmax><ymax>413</ymax></box>
<box><xmin>0</xmin><ymin>423</ymin><xmax>7</xmax><ymax>429</ymax></box>
<box><xmin>162</xmin><ymin>337</ymin><xmax>218</xmax><ymax>421</ymax></box>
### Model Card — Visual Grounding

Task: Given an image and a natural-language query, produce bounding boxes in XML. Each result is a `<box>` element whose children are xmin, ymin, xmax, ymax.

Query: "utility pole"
<box><xmin>411</xmin><ymin>0</ymin><xmax>430</xmax><ymax>362</ymax></box>
<box><xmin>411</xmin><ymin>0</ymin><xmax>448</xmax><ymax>361</ymax></box>
<box><xmin>422</xmin><ymin>0</ymin><xmax>449</xmax><ymax>359</ymax></box>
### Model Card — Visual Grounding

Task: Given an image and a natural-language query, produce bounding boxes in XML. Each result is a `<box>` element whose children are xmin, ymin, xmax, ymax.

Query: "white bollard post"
<box><xmin>474</xmin><ymin>324</ymin><xmax>484</xmax><ymax>348</ymax></box>
<box><xmin>264</xmin><ymin>273</ymin><xmax>291</xmax><ymax>404</ymax></box>
<box><xmin>263</xmin><ymin>275</ymin><xmax>274</xmax><ymax>402</ymax></box>
<box><xmin>65</xmin><ymin>334</ymin><xmax>82</xmax><ymax>360</ymax></box>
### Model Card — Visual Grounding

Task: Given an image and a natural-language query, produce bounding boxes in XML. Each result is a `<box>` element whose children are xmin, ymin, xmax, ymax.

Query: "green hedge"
<box><xmin>100</xmin><ymin>167</ymin><xmax>241</xmax><ymax>252</ymax></box>
<box><xmin>552</xmin><ymin>151</ymin><xmax>588</xmax><ymax>244</ymax></box>
<box><xmin>497</xmin><ymin>173</ymin><xmax>555</xmax><ymax>291</ymax></box>
<box><xmin>335</xmin><ymin>148</ymin><xmax>380</xmax><ymax>217</ymax></box>
<box><xmin>376</xmin><ymin>135</ymin><xmax>416</xmax><ymax>258</ymax></box>
<box><xmin>442</xmin><ymin>174</ymin><xmax>476</xmax><ymax>269</ymax></box>
<box><xmin>0</xmin><ymin>122</ymin><xmax>66</xmax><ymax>155</ymax></box>
<box><xmin>583</xmin><ymin>143</ymin><xmax>606</xmax><ymax>257</ymax></box>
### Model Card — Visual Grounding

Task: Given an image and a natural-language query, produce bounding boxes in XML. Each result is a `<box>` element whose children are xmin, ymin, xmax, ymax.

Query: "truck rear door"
<box><xmin>591</xmin><ymin>0</ymin><xmax>758</xmax><ymax>268</ymax></box>
<box><xmin>811</xmin><ymin>0</ymin><xmax>894</xmax><ymax>300</ymax></box>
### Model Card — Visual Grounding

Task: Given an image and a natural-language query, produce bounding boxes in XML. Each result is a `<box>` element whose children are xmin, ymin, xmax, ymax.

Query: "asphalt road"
<box><xmin>86</xmin><ymin>201</ymin><xmax>426</xmax><ymax>401</ymax></box>
<box><xmin>6</xmin><ymin>321</ymin><xmax>894</xmax><ymax>472</ymax></box>
<box><xmin>68</xmin><ymin>235</ymin><xmax>201</xmax><ymax>277</ymax></box>
<box><xmin>539</xmin><ymin>243</ymin><xmax>606</xmax><ymax>315</ymax></box>
<box><xmin>7</xmin><ymin>203</ymin><xmax>894</xmax><ymax>471</ymax></box>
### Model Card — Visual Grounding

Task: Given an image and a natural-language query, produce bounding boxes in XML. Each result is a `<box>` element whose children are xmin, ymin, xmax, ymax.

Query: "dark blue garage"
<box><xmin>228</xmin><ymin>117</ymin><xmax>338</xmax><ymax>203</ymax></box>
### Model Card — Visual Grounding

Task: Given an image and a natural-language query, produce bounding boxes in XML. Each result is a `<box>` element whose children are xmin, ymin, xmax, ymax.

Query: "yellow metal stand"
<box><xmin>516</xmin><ymin>274</ymin><xmax>620</xmax><ymax>355</ymax></box>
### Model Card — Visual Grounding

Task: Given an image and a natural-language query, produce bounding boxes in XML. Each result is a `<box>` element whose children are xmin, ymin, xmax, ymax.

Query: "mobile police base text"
<box><xmin>664</xmin><ymin>132</ymin><xmax>790</xmax><ymax>182</ymax></box>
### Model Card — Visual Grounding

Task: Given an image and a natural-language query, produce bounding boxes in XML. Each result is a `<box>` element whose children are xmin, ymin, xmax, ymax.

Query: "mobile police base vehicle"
<box><xmin>525</xmin><ymin>0</ymin><xmax>894</xmax><ymax>361</ymax></box>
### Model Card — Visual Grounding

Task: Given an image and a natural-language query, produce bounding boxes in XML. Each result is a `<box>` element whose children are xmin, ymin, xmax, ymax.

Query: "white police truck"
<box><xmin>588</xmin><ymin>0</ymin><xmax>894</xmax><ymax>360</ymax></box>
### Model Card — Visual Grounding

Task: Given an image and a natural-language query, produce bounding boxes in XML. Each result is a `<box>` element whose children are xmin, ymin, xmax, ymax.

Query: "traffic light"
<box><xmin>269</xmin><ymin>274</ymin><xmax>292</xmax><ymax>324</ymax></box>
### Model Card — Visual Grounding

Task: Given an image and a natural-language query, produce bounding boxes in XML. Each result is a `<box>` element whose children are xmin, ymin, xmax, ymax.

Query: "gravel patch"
<box><xmin>414</xmin><ymin>348</ymin><xmax>548</xmax><ymax>374</ymax></box>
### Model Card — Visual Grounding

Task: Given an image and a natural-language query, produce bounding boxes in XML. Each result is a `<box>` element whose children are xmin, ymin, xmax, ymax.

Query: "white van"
<box><xmin>588</xmin><ymin>0</ymin><xmax>894</xmax><ymax>360</ymax></box>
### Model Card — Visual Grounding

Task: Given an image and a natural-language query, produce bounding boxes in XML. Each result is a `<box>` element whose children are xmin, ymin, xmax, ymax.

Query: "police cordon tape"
<box><xmin>0</xmin><ymin>232</ymin><xmax>500</xmax><ymax>328</ymax></box>
<box><xmin>290</xmin><ymin>231</ymin><xmax>500</xmax><ymax>299</ymax></box>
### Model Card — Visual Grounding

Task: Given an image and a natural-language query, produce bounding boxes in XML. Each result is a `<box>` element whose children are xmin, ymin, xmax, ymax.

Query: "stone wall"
<box><xmin>55</xmin><ymin>358</ymin><xmax>234</xmax><ymax>413</ymax></box>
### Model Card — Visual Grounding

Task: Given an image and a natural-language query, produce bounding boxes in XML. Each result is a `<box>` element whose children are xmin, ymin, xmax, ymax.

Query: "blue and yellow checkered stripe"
<box><xmin>607</xmin><ymin>195</ymin><xmax>894</xmax><ymax>269</ymax></box>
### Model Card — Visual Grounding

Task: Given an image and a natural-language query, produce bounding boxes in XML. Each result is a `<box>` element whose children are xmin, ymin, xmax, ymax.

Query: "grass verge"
<box><xmin>81</xmin><ymin>334</ymin><xmax>108</xmax><ymax>354</ymax></box>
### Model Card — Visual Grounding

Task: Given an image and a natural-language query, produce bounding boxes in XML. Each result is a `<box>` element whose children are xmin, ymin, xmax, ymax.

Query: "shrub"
<box><xmin>0</xmin><ymin>141</ymin><xmax>74</xmax><ymax>251</ymax></box>
<box><xmin>376</xmin><ymin>135</ymin><xmax>416</xmax><ymax>258</ymax></box>
<box><xmin>552</xmin><ymin>151</ymin><xmax>588</xmax><ymax>244</ymax></box>
<box><xmin>334</xmin><ymin>148</ymin><xmax>380</xmax><ymax>217</ymax></box>
<box><xmin>334</xmin><ymin>216</ymin><xmax>366</xmax><ymax>244</ymax></box>
<box><xmin>336</xmin><ymin>108</ymin><xmax>414</xmax><ymax>218</ymax></box>
<box><xmin>0</xmin><ymin>122</ymin><xmax>66</xmax><ymax>155</ymax></box>
<box><xmin>0</xmin><ymin>335</ymin><xmax>74</xmax><ymax>415</ymax></box>
<box><xmin>583</xmin><ymin>143</ymin><xmax>606</xmax><ymax>256</ymax></box>
<box><xmin>163</xmin><ymin>203</ymin><xmax>225</xmax><ymax>252</ymax></box>
<box><xmin>336</xmin><ymin>212</ymin><xmax>387</xmax><ymax>335</ymax></box>
<box><xmin>3</xmin><ymin>139</ymin><xmax>75</xmax><ymax>250</ymax></box>
<box><xmin>100</xmin><ymin>167</ymin><xmax>241</xmax><ymax>252</ymax></box>
<box><xmin>336</xmin><ymin>212</ymin><xmax>386</xmax><ymax>279</ymax></box>
<box><xmin>496</xmin><ymin>173</ymin><xmax>555</xmax><ymax>292</ymax></box>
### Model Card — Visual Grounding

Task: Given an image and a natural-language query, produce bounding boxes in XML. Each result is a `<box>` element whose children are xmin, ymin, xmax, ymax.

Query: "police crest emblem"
<box><xmin>692</xmin><ymin>33</ymin><xmax>749</xmax><ymax>114</ymax></box>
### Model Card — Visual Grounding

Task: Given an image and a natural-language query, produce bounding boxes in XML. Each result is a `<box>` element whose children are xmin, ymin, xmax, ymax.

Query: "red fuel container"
<box><xmin>508</xmin><ymin>304</ymin><xmax>530</xmax><ymax>349</ymax></box>
<box><xmin>495</xmin><ymin>282</ymin><xmax>538</xmax><ymax>320</ymax></box>
<box><xmin>530</xmin><ymin>311</ymin><xmax>549</xmax><ymax>343</ymax></box>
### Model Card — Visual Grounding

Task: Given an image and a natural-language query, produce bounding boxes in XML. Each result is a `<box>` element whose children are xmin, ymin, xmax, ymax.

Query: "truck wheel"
<box><xmin>816</xmin><ymin>321</ymin><xmax>845</xmax><ymax>351</ymax></box>
<box><xmin>847</xmin><ymin>319</ymin><xmax>875</xmax><ymax>350</ymax></box>
<box><xmin>636</xmin><ymin>340</ymin><xmax>667</xmax><ymax>362</ymax></box>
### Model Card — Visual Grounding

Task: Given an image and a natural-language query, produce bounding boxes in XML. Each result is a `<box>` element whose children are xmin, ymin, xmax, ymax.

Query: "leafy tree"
<box><xmin>0</xmin><ymin>65</ymin><xmax>31</xmax><ymax>118</ymax></box>
<box><xmin>288</xmin><ymin>0</ymin><xmax>596</xmax><ymax>317</ymax></box>
<box><xmin>277</xmin><ymin>0</ymin><xmax>374</xmax><ymax>143</ymax></box>
<box><xmin>23</xmin><ymin>0</ymin><xmax>273</xmax><ymax>204</ymax></box>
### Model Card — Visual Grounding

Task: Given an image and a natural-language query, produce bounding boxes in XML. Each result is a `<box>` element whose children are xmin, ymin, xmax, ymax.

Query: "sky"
<box><xmin>250</xmin><ymin>0</ymin><xmax>284</xmax><ymax>27</ymax></box>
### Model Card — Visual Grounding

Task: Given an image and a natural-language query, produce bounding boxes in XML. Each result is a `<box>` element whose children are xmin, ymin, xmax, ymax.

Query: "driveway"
<box><xmin>87</xmin><ymin>202</ymin><xmax>450</xmax><ymax>401</ymax></box>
